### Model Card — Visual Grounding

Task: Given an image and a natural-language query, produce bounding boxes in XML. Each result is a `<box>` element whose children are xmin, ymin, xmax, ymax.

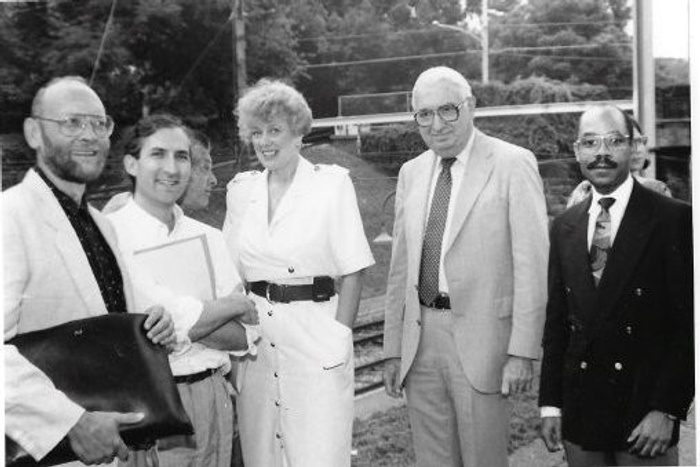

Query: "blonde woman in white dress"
<box><xmin>223</xmin><ymin>79</ymin><xmax>375</xmax><ymax>467</ymax></box>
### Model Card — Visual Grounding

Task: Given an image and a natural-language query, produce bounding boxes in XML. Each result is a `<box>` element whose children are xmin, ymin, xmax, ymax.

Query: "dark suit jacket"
<box><xmin>539</xmin><ymin>181</ymin><xmax>694</xmax><ymax>451</ymax></box>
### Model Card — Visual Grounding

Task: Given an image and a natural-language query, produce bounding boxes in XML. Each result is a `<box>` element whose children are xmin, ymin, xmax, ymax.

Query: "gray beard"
<box><xmin>40</xmin><ymin>139</ymin><xmax>106</xmax><ymax>184</ymax></box>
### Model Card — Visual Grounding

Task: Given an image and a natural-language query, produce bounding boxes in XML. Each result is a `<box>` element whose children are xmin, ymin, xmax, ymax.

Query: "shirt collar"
<box><xmin>124</xmin><ymin>197</ymin><xmax>185</xmax><ymax>233</ymax></box>
<box><xmin>432</xmin><ymin>129</ymin><xmax>475</xmax><ymax>169</ymax></box>
<box><xmin>589</xmin><ymin>174</ymin><xmax>634</xmax><ymax>213</ymax></box>
<box><xmin>34</xmin><ymin>166</ymin><xmax>88</xmax><ymax>214</ymax></box>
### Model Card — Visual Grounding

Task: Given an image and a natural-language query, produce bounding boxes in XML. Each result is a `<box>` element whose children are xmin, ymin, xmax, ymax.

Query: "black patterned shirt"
<box><xmin>35</xmin><ymin>167</ymin><xmax>127</xmax><ymax>314</ymax></box>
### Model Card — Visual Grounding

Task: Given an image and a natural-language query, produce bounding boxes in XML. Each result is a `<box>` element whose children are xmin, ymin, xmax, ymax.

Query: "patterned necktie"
<box><xmin>590</xmin><ymin>197</ymin><xmax>616</xmax><ymax>286</ymax></box>
<box><xmin>419</xmin><ymin>157</ymin><xmax>457</xmax><ymax>306</ymax></box>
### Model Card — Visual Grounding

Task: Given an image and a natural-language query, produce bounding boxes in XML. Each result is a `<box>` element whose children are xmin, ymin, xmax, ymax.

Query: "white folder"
<box><xmin>133</xmin><ymin>234</ymin><xmax>217</xmax><ymax>301</ymax></box>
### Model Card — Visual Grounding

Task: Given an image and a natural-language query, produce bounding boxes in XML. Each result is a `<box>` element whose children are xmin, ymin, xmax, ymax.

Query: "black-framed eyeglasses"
<box><xmin>32</xmin><ymin>114</ymin><xmax>115</xmax><ymax>138</ymax></box>
<box><xmin>574</xmin><ymin>133</ymin><xmax>632</xmax><ymax>155</ymax></box>
<box><xmin>413</xmin><ymin>97</ymin><xmax>470</xmax><ymax>127</ymax></box>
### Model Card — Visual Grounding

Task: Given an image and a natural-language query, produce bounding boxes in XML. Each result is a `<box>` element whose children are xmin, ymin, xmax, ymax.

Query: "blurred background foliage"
<box><xmin>0</xmin><ymin>0</ymin><xmax>689</xmax><ymax>130</ymax></box>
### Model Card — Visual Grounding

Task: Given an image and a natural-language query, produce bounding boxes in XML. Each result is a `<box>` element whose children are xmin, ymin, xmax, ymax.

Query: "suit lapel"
<box><xmin>26</xmin><ymin>170</ymin><xmax>108</xmax><ymax>316</ymax></box>
<box><xmin>445</xmin><ymin>130</ymin><xmax>495</xmax><ymax>252</ymax></box>
<box><xmin>560</xmin><ymin>199</ymin><xmax>599</xmax><ymax>330</ymax></box>
<box><xmin>405</xmin><ymin>152</ymin><xmax>437</xmax><ymax>278</ymax></box>
<box><xmin>593</xmin><ymin>183</ymin><xmax>655</xmax><ymax>324</ymax></box>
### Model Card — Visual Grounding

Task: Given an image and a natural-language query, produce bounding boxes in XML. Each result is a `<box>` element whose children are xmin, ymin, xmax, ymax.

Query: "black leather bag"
<box><xmin>5</xmin><ymin>313</ymin><xmax>193</xmax><ymax>466</ymax></box>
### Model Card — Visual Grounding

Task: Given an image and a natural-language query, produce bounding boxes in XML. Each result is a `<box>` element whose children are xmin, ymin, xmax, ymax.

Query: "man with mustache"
<box><xmin>539</xmin><ymin>105</ymin><xmax>694</xmax><ymax>466</ymax></box>
<box><xmin>566</xmin><ymin>115</ymin><xmax>672</xmax><ymax>207</ymax></box>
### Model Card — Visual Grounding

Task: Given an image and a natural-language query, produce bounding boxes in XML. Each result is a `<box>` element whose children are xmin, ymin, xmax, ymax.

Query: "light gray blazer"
<box><xmin>383</xmin><ymin>130</ymin><xmax>549</xmax><ymax>393</ymax></box>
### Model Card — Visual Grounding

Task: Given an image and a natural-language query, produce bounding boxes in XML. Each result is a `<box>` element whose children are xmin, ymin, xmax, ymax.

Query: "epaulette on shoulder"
<box><xmin>231</xmin><ymin>170</ymin><xmax>261</xmax><ymax>183</ymax></box>
<box><xmin>311</xmin><ymin>163</ymin><xmax>348</xmax><ymax>176</ymax></box>
<box><xmin>226</xmin><ymin>170</ymin><xmax>260</xmax><ymax>190</ymax></box>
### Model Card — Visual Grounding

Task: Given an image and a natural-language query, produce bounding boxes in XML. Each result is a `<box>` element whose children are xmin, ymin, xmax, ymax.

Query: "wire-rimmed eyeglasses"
<box><xmin>574</xmin><ymin>133</ymin><xmax>633</xmax><ymax>155</ymax></box>
<box><xmin>32</xmin><ymin>114</ymin><xmax>115</xmax><ymax>138</ymax></box>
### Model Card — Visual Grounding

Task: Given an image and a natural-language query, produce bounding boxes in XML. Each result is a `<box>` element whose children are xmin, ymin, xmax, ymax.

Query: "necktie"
<box><xmin>590</xmin><ymin>197</ymin><xmax>616</xmax><ymax>286</ymax></box>
<box><xmin>419</xmin><ymin>157</ymin><xmax>457</xmax><ymax>306</ymax></box>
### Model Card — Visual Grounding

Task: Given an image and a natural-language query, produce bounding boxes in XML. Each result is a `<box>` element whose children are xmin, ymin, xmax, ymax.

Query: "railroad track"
<box><xmin>353</xmin><ymin>317</ymin><xmax>387</xmax><ymax>396</ymax></box>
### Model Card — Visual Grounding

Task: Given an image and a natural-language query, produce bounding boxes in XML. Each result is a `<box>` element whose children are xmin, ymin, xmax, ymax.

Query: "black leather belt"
<box><xmin>174</xmin><ymin>368</ymin><xmax>216</xmax><ymax>385</ymax></box>
<box><xmin>249</xmin><ymin>276</ymin><xmax>335</xmax><ymax>303</ymax></box>
<box><xmin>420</xmin><ymin>293</ymin><xmax>451</xmax><ymax>310</ymax></box>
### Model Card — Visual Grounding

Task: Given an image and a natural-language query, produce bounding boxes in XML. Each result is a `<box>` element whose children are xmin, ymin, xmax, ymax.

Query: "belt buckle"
<box><xmin>267</xmin><ymin>283</ymin><xmax>290</xmax><ymax>303</ymax></box>
<box><xmin>434</xmin><ymin>293</ymin><xmax>450</xmax><ymax>310</ymax></box>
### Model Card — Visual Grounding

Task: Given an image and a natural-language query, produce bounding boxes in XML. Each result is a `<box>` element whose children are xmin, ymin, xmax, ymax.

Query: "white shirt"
<box><xmin>424</xmin><ymin>131</ymin><xmax>475</xmax><ymax>293</ymax></box>
<box><xmin>541</xmin><ymin>174</ymin><xmax>634</xmax><ymax>418</ymax></box>
<box><xmin>586</xmin><ymin>174</ymin><xmax>634</xmax><ymax>250</ymax></box>
<box><xmin>107</xmin><ymin>198</ymin><xmax>255</xmax><ymax>376</ymax></box>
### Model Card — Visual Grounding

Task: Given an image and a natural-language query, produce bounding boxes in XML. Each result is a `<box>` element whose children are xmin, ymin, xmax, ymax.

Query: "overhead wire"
<box><xmin>89</xmin><ymin>0</ymin><xmax>119</xmax><ymax>86</ymax></box>
<box><xmin>306</xmin><ymin>43</ymin><xmax>633</xmax><ymax>68</ymax></box>
<box><xmin>297</xmin><ymin>20</ymin><xmax>628</xmax><ymax>43</ymax></box>
<box><xmin>170</xmin><ymin>10</ymin><xmax>236</xmax><ymax>102</ymax></box>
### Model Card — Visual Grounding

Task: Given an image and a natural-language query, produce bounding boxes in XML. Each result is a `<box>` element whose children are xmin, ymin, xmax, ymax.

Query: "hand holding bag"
<box><xmin>5</xmin><ymin>313</ymin><xmax>193</xmax><ymax>466</ymax></box>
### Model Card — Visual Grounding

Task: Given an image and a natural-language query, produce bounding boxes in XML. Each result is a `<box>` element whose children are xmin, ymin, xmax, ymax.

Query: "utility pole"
<box><xmin>232</xmin><ymin>0</ymin><xmax>247</xmax><ymax>171</ymax></box>
<box><xmin>232</xmin><ymin>0</ymin><xmax>247</xmax><ymax>100</ymax></box>
<box><xmin>481</xmin><ymin>0</ymin><xmax>489</xmax><ymax>83</ymax></box>
<box><xmin>633</xmin><ymin>0</ymin><xmax>656</xmax><ymax>177</ymax></box>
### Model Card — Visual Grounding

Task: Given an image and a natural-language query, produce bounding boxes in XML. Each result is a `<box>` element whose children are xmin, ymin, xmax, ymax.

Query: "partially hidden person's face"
<box><xmin>125</xmin><ymin>127</ymin><xmax>192</xmax><ymax>211</ymax></box>
<box><xmin>629</xmin><ymin>129</ymin><xmax>648</xmax><ymax>174</ymax></box>
<box><xmin>575</xmin><ymin>108</ymin><xmax>634</xmax><ymax>195</ymax></box>
<box><xmin>249</xmin><ymin>114</ymin><xmax>302</xmax><ymax>172</ymax></box>
<box><xmin>181</xmin><ymin>143</ymin><xmax>217</xmax><ymax>211</ymax></box>
<box><xmin>413</xmin><ymin>80</ymin><xmax>474</xmax><ymax>158</ymax></box>
<box><xmin>32</xmin><ymin>83</ymin><xmax>111</xmax><ymax>183</ymax></box>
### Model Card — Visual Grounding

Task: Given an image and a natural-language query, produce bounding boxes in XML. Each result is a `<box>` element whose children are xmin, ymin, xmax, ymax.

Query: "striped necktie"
<box><xmin>590</xmin><ymin>197</ymin><xmax>616</xmax><ymax>286</ymax></box>
<box><xmin>419</xmin><ymin>157</ymin><xmax>457</xmax><ymax>306</ymax></box>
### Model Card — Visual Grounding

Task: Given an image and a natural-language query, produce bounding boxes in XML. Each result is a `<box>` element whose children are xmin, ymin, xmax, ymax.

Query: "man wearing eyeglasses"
<box><xmin>3</xmin><ymin>76</ymin><xmax>177</xmax><ymax>466</ymax></box>
<box><xmin>539</xmin><ymin>105</ymin><xmax>693</xmax><ymax>466</ymax></box>
<box><xmin>566</xmin><ymin>115</ymin><xmax>672</xmax><ymax>207</ymax></box>
<box><xmin>382</xmin><ymin>66</ymin><xmax>549</xmax><ymax>467</ymax></box>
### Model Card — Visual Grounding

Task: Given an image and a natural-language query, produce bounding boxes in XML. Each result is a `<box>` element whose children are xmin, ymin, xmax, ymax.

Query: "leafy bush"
<box><xmin>471</xmin><ymin>76</ymin><xmax>610</xmax><ymax>107</ymax></box>
<box><xmin>360</xmin><ymin>112</ymin><xmax>580</xmax><ymax>165</ymax></box>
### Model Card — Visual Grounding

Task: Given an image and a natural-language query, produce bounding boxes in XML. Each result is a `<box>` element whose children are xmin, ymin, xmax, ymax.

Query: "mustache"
<box><xmin>587</xmin><ymin>156</ymin><xmax>618</xmax><ymax>170</ymax></box>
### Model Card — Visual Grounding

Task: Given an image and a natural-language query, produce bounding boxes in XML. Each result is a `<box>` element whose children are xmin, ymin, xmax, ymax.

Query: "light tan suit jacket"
<box><xmin>383</xmin><ymin>130</ymin><xmax>549</xmax><ymax>393</ymax></box>
<box><xmin>3</xmin><ymin>169</ymin><xmax>135</xmax><ymax>464</ymax></box>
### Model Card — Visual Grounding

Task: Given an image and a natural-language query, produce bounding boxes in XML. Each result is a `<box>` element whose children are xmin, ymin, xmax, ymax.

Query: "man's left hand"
<box><xmin>627</xmin><ymin>410</ymin><xmax>674</xmax><ymax>457</ymax></box>
<box><xmin>143</xmin><ymin>306</ymin><xmax>176</xmax><ymax>346</ymax></box>
<box><xmin>501</xmin><ymin>356</ymin><xmax>533</xmax><ymax>396</ymax></box>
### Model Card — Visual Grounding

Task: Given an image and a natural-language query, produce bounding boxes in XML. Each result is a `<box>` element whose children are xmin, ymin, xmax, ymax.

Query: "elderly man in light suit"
<box><xmin>383</xmin><ymin>66</ymin><xmax>549</xmax><ymax>467</ymax></box>
<box><xmin>3</xmin><ymin>76</ymin><xmax>177</xmax><ymax>466</ymax></box>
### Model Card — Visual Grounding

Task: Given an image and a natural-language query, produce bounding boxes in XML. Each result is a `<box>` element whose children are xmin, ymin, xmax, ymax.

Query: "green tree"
<box><xmin>490</xmin><ymin>0</ymin><xmax>632</xmax><ymax>89</ymax></box>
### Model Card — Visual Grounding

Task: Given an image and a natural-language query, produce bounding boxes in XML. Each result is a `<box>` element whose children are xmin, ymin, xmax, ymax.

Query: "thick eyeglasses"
<box><xmin>574</xmin><ymin>133</ymin><xmax>632</xmax><ymax>154</ymax></box>
<box><xmin>413</xmin><ymin>98</ymin><xmax>470</xmax><ymax>127</ymax></box>
<box><xmin>32</xmin><ymin>115</ymin><xmax>115</xmax><ymax>138</ymax></box>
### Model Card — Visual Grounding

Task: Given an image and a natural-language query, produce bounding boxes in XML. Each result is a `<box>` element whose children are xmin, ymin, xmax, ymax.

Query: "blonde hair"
<box><xmin>236</xmin><ymin>78</ymin><xmax>312</xmax><ymax>142</ymax></box>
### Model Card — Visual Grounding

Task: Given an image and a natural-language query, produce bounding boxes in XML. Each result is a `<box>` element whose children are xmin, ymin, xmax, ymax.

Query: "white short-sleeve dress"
<box><xmin>223</xmin><ymin>156</ymin><xmax>375</xmax><ymax>467</ymax></box>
